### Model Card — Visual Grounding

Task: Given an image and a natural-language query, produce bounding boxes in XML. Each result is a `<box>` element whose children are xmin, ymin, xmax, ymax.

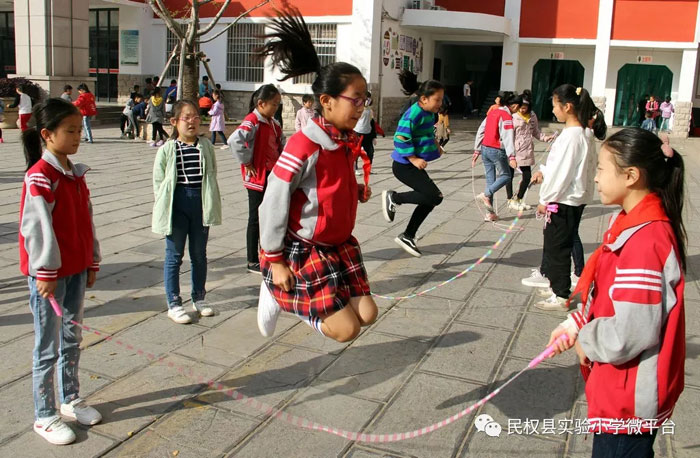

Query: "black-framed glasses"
<box><xmin>337</xmin><ymin>95</ymin><xmax>371</xmax><ymax>107</ymax></box>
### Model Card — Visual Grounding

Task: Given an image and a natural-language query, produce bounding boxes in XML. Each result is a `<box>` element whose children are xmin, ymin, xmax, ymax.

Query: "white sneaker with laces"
<box><xmin>518</xmin><ymin>201</ymin><xmax>532</xmax><ymax>211</ymax></box>
<box><xmin>521</xmin><ymin>268</ymin><xmax>550</xmax><ymax>288</ymax></box>
<box><xmin>534</xmin><ymin>293</ymin><xmax>569</xmax><ymax>311</ymax></box>
<box><xmin>257</xmin><ymin>282</ymin><xmax>281</xmax><ymax>337</ymax></box>
<box><xmin>168</xmin><ymin>305</ymin><xmax>192</xmax><ymax>324</ymax></box>
<box><xmin>537</xmin><ymin>287</ymin><xmax>554</xmax><ymax>297</ymax></box>
<box><xmin>60</xmin><ymin>398</ymin><xmax>102</xmax><ymax>425</ymax></box>
<box><xmin>34</xmin><ymin>415</ymin><xmax>76</xmax><ymax>445</ymax></box>
<box><xmin>192</xmin><ymin>299</ymin><xmax>215</xmax><ymax>317</ymax></box>
<box><xmin>219</xmin><ymin>145</ymin><xmax>229</xmax><ymax>150</ymax></box>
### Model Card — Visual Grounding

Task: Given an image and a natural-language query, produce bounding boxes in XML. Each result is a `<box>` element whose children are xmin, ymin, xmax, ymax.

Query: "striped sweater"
<box><xmin>391</xmin><ymin>102</ymin><xmax>439</xmax><ymax>164</ymax></box>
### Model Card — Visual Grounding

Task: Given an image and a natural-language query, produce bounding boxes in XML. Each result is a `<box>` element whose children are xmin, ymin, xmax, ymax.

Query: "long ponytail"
<box><xmin>398</xmin><ymin>69</ymin><xmax>419</xmax><ymax>96</ymax></box>
<box><xmin>22</xmin><ymin>98</ymin><xmax>81</xmax><ymax>170</ymax></box>
<box><xmin>603</xmin><ymin>128</ymin><xmax>686</xmax><ymax>269</ymax></box>
<box><xmin>257</xmin><ymin>8</ymin><xmax>363</xmax><ymax>105</ymax></box>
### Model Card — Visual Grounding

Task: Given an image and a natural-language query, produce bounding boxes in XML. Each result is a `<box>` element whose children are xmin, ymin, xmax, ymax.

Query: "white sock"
<box><xmin>300</xmin><ymin>315</ymin><xmax>325</xmax><ymax>336</ymax></box>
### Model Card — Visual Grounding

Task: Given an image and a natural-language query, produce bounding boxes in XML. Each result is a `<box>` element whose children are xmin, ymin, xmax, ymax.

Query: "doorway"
<box><xmin>89</xmin><ymin>9</ymin><xmax>119</xmax><ymax>102</ymax></box>
<box><xmin>0</xmin><ymin>12</ymin><xmax>15</xmax><ymax>78</ymax></box>
<box><xmin>531</xmin><ymin>59</ymin><xmax>585</xmax><ymax>121</ymax></box>
<box><xmin>613</xmin><ymin>64</ymin><xmax>672</xmax><ymax>127</ymax></box>
<box><xmin>433</xmin><ymin>43</ymin><xmax>502</xmax><ymax>116</ymax></box>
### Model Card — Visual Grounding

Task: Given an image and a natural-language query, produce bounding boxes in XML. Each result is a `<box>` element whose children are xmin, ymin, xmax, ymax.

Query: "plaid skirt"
<box><xmin>261</xmin><ymin>235</ymin><xmax>371</xmax><ymax>317</ymax></box>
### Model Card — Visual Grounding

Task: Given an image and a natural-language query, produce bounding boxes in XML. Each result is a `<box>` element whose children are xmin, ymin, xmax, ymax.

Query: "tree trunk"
<box><xmin>182</xmin><ymin>43</ymin><xmax>199</xmax><ymax>102</ymax></box>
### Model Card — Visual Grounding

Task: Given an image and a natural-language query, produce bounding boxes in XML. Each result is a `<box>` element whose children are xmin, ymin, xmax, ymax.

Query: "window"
<box><xmin>226</xmin><ymin>22</ymin><xmax>265</xmax><ymax>82</ymax></box>
<box><xmin>166</xmin><ymin>28</ymin><xmax>179</xmax><ymax>79</ymax></box>
<box><xmin>294</xmin><ymin>24</ymin><xmax>337</xmax><ymax>84</ymax></box>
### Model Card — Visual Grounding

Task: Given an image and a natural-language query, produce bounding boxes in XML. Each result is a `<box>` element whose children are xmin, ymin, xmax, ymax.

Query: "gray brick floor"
<box><xmin>0</xmin><ymin>122</ymin><xmax>698</xmax><ymax>457</ymax></box>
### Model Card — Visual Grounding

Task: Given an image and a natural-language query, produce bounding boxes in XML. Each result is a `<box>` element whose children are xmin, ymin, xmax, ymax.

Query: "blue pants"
<box><xmin>82</xmin><ymin>116</ymin><xmax>93</xmax><ymax>142</ymax></box>
<box><xmin>481</xmin><ymin>146</ymin><xmax>511</xmax><ymax>198</ymax></box>
<box><xmin>29</xmin><ymin>271</ymin><xmax>86</xmax><ymax>419</ymax></box>
<box><xmin>211</xmin><ymin>131</ymin><xmax>227</xmax><ymax>145</ymax></box>
<box><xmin>164</xmin><ymin>186</ymin><xmax>209</xmax><ymax>307</ymax></box>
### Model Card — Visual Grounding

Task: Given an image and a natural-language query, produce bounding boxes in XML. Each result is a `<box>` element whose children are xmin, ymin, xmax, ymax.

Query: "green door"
<box><xmin>613</xmin><ymin>64</ymin><xmax>672</xmax><ymax>127</ymax></box>
<box><xmin>531</xmin><ymin>59</ymin><xmax>585</xmax><ymax>121</ymax></box>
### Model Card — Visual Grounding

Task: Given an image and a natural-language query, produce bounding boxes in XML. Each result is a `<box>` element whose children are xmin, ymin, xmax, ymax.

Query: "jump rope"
<box><xmin>47</xmin><ymin>295</ymin><xmax>567</xmax><ymax>443</ymax></box>
<box><xmin>40</xmin><ymin>130</ymin><xmax>571</xmax><ymax>442</ymax></box>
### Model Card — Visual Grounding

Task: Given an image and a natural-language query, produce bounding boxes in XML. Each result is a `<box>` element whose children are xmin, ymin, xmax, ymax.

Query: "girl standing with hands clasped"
<box><xmin>19</xmin><ymin>98</ymin><xmax>102</xmax><ymax>445</ymax></box>
<box><xmin>547</xmin><ymin>129</ymin><xmax>685</xmax><ymax>457</ymax></box>
<box><xmin>524</xmin><ymin>85</ymin><xmax>599</xmax><ymax>310</ymax></box>
<box><xmin>254</xmin><ymin>9</ymin><xmax>377</xmax><ymax>342</ymax></box>
<box><xmin>382</xmin><ymin>79</ymin><xmax>445</xmax><ymax>257</ymax></box>
<box><xmin>229</xmin><ymin>84</ymin><xmax>284</xmax><ymax>274</ymax></box>
<box><xmin>152</xmin><ymin>100</ymin><xmax>222</xmax><ymax>324</ymax></box>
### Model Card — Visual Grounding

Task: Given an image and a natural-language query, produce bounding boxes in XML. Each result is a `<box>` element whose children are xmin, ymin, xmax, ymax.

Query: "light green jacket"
<box><xmin>152</xmin><ymin>138</ymin><xmax>222</xmax><ymax>235</ymax></box>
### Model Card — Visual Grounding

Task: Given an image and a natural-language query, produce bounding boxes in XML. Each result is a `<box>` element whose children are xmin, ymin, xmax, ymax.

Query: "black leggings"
<box><xmin>247</xmin><ymin>188</ymin><xmax>265</xmax><ymax>264</ymax></box>
<box><xmin>541</xmin><ymin>203</ymin><xmax>585</xmax><ymax>298</ymax></box>
<box><xmin>392</xmin><ymin>161</ymin><xmax>443</xmax><ymax>238</ymax></box>
<box><xmin>211</xmin><ymin>131</ymin><xmax>227</xmax><ymax>144</ymax></box>
<box><xmin>151</xmin><ymin>122</ymin><xmax>168</xmax><ymax>141</ymax></box>
<box><xmin>516</xmin><ymin>166</ymin><xmax>532</xmax><ymax>200</ymax></box>
<box><xmin>505</xmin><ymin>165</ymin><xmax>515</xmax><ymax>199</ymax></box>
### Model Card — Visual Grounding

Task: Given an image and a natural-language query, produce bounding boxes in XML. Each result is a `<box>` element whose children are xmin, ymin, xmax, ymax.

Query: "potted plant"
<box><xmin>0</xmin><ymin>77</ymin><xmax>43</xmax><ymax>129</ymax></box>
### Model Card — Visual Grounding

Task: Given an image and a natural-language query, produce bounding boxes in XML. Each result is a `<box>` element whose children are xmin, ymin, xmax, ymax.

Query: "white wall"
<box><xmin>117</xmin><ymin>4</ymin><xmax>164</xmax><ymax>77</ymax></box>
<box><xmin>379</xmin><ymin>17</ymin><xmax>435</xmax><ymax>98</ymax></box>
<box><xmin>604</xmin><ymin>48</ymin><xmax>683</xmax><ymax>122</ymax></box>
<box><xmin>516</xmin><ymin>44</ymin><xmax>595</xmax><ymax>93</ymax></box>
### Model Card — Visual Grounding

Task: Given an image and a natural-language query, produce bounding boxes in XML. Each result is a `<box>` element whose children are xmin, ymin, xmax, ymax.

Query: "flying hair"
<box><xmin>256</xmin><ymin>7</ymin><xmax>321</xmax><ymax>81</ymax></box>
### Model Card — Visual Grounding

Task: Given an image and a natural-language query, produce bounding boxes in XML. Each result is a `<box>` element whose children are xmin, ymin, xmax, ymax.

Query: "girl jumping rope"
<box><xmin>254</xmin><ymin>8</ymin><xmax>378</xmax><ymax>342</ymax></box>
<box><xmin>472</xmin><ymin>91</ymin><xmax>521</xmax><ymax>222</ymax></box>
<box><xmin>152</xmin><ymin>100</ymin><xmax>222</xmax><ymax>324</ymax></box>
<box><xmin>208</xmin><ymin>89</ymin><xmax>228</xmax><ymax>149</ymax></box>
<box><xmin>522</xmin><ymin>85</ymin><xmax>599</xmax><ymax>310</ymax></box>
<box><xmin>510</xmin><ymin>90</ymin><xmax>554</xmax><ymax>211</ymax></box>
<box><xmin>229</xmin><ymin>83</ymin><xmax>285</xmax><ymax>274</ymax></box>
<box><xmin>548</xmin><ymin>129</ymin><xmax>685</xmax><ymax>457</ymax></box>
<box><xmin>19</xmin><ymin>98</ymin><xmax>102</xmax><ymax>445</ymax></box>
<box><xmin>382</xmin><ymin>79</ymin><xmax>446</xmax><ymax>257</ymax></box>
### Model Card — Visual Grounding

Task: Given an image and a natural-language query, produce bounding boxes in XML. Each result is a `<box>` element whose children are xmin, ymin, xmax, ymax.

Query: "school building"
<box><xmin>4</xmin><ymin>0</ymin><xmax>700</xmax><ymax>136</ymax></box>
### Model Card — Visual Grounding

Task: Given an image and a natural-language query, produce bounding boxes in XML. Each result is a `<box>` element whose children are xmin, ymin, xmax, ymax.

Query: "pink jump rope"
<box><xmin>46</xmin><ymin>293</ymin><xmax>568</xmax><ymax>442</ymax></box>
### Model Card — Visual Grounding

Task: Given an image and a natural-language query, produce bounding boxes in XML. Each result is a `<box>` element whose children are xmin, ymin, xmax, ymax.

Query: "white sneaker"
<box><xmin>257</xmin><ymin>281</ymin><xmax>281</xmax><ymax>337</ymax></box>
<box><xmin>148</xmin><ymin>141</ymin><xmax>156</xmax><ymax>147</ymax></box>
<box><xmin>518</xmin><ymin>201</ymin><xmax>532</xmax><ymax>211</ymax></box>
<box><xmin>508</xmin><ymin>198</ymin><xmax>521</xmax><ymax>211</ymax></box>
<box><xmin>34</xmin><ymin>415</ymin><xmax>76</xmax><ymax>445</ymax></box>
<box><xmin>60</xmin><ymin>398</ymin><xmax>102</xmax><ymax>425</ymax></box>
<box><xmin>168</xmin><ymin>306</ymin><xmax>192</xmax><ymax>324</ymax></box>
<box><xmin>571</xmin><ymin>273</ymin><xmax>580</xmax><ymax>287</ymax></box>
<box><xmin>219</xmin><ymin>145</ymin><xmax>228</xmax><ymax>150</ymax></box>
<box><xmin>192</xmin><ymin>299</ymin><xmax>214</xmax><ymax>317</ymax></box>
<box><xmin>534</xmin><ymin>293</ymin><xmax>569</xmax><ymax>311</ymax></box>
<box><xmin>521</xmin><ymin>268</ymin><xmax>550</xmax><ymax>288</ymax></box>
<box><xmin>537</xmin><ymin>287</ymin><xmax>554</xmax><ymax>297</ymax></box>
<box><xmin>156</xmin><ymin>140</ymin><xmax>165</xmax><ymax>146</ymax></box>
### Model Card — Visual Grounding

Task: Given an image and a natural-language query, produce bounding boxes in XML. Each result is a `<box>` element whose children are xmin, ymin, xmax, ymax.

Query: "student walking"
<box><xmin>73</xmin><ymin>84</ymin><xmax>97</xmax><ymax>143</ymax></box>
<box><xmin>208</xmin><ymin>89</ymin><xmax>227</xmax><ymax>149</ymax></box>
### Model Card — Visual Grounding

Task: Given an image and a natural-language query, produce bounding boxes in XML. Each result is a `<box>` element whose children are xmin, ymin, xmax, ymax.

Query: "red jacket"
<box><xmin>229</xmin><ymin>110</ymin><xmax>285</xmax><ymax>192</ymax></box>
<box><xmin>474</xmin><ymin>106</ymin><xmax>515</xmax><ymax>159</ymax></box>
<box><xmin>74</xmin><ymin>92</ymin><xmax>97</xmax><ymax>117</ymax></box>
<box><xmin>568</xmin><ymin>218</ymin><xmax>684</xmax><ymax>433</ymax></box>
<box><xmin>19</xmin><ymin>153</ymin><xmax>100</xmax><ymax>281</ymax></box>
<box><xmin>258</xmin><ymin>119</ymin><xmax>360</xmax><ymax>262</ymax></box>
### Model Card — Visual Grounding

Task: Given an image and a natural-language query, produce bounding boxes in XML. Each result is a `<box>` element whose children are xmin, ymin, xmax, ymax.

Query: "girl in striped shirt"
<box><xmin>152</xmin><ymin>100</ymin><xmax>222</xmax><ymax>324</ymax></box>
<box><xmin>382</xmin><ymin>80</ymin><xmax>445</xmax><ymax>257</ymax></box>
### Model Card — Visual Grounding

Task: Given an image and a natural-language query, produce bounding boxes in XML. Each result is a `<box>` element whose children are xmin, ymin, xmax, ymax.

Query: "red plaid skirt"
<box><xmin>261</xmin><ymin>235</ymin><xmax>371</xmax><ymax>317</ymax></box>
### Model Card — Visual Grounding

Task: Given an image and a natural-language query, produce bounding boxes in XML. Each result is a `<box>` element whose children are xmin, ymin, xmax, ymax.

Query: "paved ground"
<box><xmin>0</xmin><ymin>121</ymin><xmax>699</xmax><ymax>458</ymax></box>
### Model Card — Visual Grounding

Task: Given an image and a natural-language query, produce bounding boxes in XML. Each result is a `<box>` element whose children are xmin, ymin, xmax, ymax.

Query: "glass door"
<box><xmin>0</xmin><ymin>12</ymin><xmax>15</xmax><ymax>78</ymax></box>
<box><xmin>89</xmin><ymin>9</ymin><xmax>119</xmax><ymax>102</ymax></box>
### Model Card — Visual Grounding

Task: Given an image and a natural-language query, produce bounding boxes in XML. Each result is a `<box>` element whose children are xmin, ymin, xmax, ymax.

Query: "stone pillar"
<box><xmin>672</xmin><ymin>101</ymin><xmax>692</xmax><ymax>137</ymax></box>
<box><xmin>591</xmin><ymin>96</ymin><xmax>606</xmax><ymax>115</ymax></box>
<box><xmin>12</xmin><ymin>0</ymin><xmax>95</xmax><ymax>97</ymax></box>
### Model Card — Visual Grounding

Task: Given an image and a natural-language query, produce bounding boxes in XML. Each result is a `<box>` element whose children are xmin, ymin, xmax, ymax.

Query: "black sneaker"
<box><xmin>395</xmin><ymin>233</ymin><xmax>422</xmax><ymax>257</ymax></box>
<box><xmin>247</xmin><ymin>262</ymin><xmax>262</xmax><ymax>275</ymax></box>
<box><xmin>382</xmin><ymin>190</ymin><xmax>398</xmax><ymax>223</ymax></box>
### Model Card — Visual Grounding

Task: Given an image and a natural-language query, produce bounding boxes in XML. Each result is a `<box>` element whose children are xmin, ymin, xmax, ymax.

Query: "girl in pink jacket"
<box><xmin>208</xmin><ymin>90</ymin><xmax>227</xmax><ymax>148</ymax></box>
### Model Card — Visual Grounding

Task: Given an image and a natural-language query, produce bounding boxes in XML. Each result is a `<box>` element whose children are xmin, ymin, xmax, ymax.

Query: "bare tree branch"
<box><xmin>176</xmin><ymin>38</ymin><xmax>186</xmax><ymax>100</ymax></box>
<box><xmin>198</xmin><ymin>0</ymin><xmax>271</xmax><ymax>43</ymax></box>
<box><xmin>148</xmin><ymin>0</ymin><xmax>184</xmax><ymax>38</ymax></box>
<box><xmin>197</xmin><ymin>0</ymin><xmax>232</xmax><ymax>37</ymax></box>
<box><xmin>157</xmin><ymin>41</ymin><xmax>180</xmax><ymax>91</ymax></box>
<box><xmin>198</xmin><ymin>0</ymin><xmax>215</xmax><ymax>5</ymax></box>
